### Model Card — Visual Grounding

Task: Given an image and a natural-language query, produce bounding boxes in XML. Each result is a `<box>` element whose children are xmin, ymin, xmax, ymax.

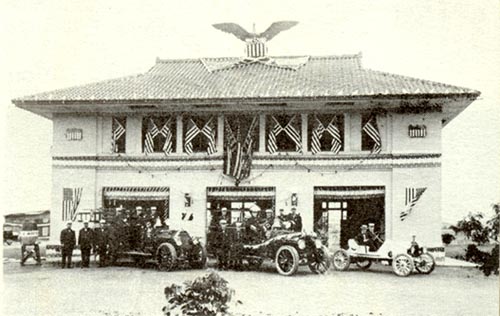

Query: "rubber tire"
<box><xmin>189</xmin><ymin>244</ymin><xmax>207</xmax><ymax>269</ymax></box>
<box><xmin>332</xmin><ymin>249</ymin><xmax>351</xmax><ymax>271</ymax></box>
<box><xmin>355</xmin><ymin>259</ymin><xmax>372</xmax><ymax>270</ymax></box>
<box><xmin>415</xmin><ymin>253</ymin><xmax>435</xmax><ymax>274</ymax></box>
<box><xmin>275</xmin><ymin>245</ymin><xmax>300</xmax><ymax>276</ymax></box>
<box><xmin>157</xmin><ymin>243</ymin><xmax>177</xmax><ymax>271</ymax></box>
<box><xmin>392</xmin><ymin>253</ymin><xmax>414</xmax><ymax>277</ymax></box>
<box><xmin>308</xmin><ymin>246</ymin><xmax>331</xmax><ymax>274</ymax></box>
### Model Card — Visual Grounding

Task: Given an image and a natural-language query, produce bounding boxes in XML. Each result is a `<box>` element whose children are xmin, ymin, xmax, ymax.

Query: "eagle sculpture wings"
<box><xmin>212</xmin><ymin>21</ymin><xmax>298</xmax><ymax>41</ymax></box>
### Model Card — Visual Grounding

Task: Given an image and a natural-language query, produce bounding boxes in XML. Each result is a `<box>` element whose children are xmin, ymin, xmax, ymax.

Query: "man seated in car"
<box><xmin>355</xmin><ymin>224</ymin><xmax>376</xmax><ymax>251</ymax></box>
<box><xmin>367</xmin><ymin>222</ymin><xmax>383</xmax><ymax>251</ymax></box>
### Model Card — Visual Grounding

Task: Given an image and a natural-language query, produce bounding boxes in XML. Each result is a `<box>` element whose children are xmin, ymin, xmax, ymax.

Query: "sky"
<box><xmin>1</xmin><ymin>0</ymin><xmax>499</xmax><ymax>223</ymax></box>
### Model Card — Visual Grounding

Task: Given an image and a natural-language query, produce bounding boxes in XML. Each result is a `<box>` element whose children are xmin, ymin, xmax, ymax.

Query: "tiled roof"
<box><xmin>13</xmin><ymin>53</ymin><xmax>479</xmax><ymax>103</ymax></box>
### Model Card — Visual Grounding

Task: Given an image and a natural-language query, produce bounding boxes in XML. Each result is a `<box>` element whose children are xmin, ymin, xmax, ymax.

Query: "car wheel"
<box><xmin>332</xmin><ymin>249</ymin><xmax>351</xmax><ymax>271</ymax></box>
<box><xmin>308</xmin><ymin>246</ymin><xmax>330</xmax><ymax>274</ymax></box>
<box><xmin>355</xmin><ymin>259</ymin><xmax>372</xmax><ymax>270</ymax></box>
<box><xmin>247</xmin><ymin>258</ymin><xmax>264</xmax><ymax>270</ymax></box>
<box><xmin>415</xmin><ymin>253</ymin><xmax>435</xmax><ymax>274</ymax></box>
<box><xmin>275</xmin><ymin>245</ymin><xmax>300</xmax><ymax>276</ymax></box>
<box><xmin>392</xmin><ymin>254</ymin><xmax>414</xmax><ymax>277</ymax></box>
<box><xmin>189</xmin><ymin>244</ymin><xmax>207</xmax><ymax>269</ymax></box>
<box><xmin>157</xmin><ymin>243</ymin><xmax>177</xmax><ymax>271</ymax></box>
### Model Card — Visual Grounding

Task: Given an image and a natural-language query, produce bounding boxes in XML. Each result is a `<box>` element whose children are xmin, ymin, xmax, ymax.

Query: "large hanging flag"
<box><xmin>362</xmin><ymin>115</ymin><xmax>381</xmax><ymax>154</ymax></box>
<box><xmin>62</xmin><ymin>187</ymin><xmax>83</xmax><ymax>221</ymax></box>
<box><xmin>144</xmin><ymin>118</ymin><xmax>159</xmax><ymax>154</ymax></box>
<box><xmin>111</xmin><ymin>117</ymin><xmax>126</xmax><ymax>153</ymax></box>
<box><xmin>311</xmin><ymin>116</ymin><xmax>342</xmax><ymax>154</ymax></box>
<box><xmin>224</xmin><ymin>116</ymin><xmax>258</xmax><ymax>184</ymax></box>
<box><xmin>184</xmin><ymin>117</ymin><xmax>217</xmax><ymax>155</ymax></box>
<box><xmin>267</xmin><ymin>115</ymin><xmax>302</xmax><ymax>154</ymax></box>
<box><xmin>400</xmin><ymin>187</ymin><xmax>427</xmax><ymax>221</ymax></box>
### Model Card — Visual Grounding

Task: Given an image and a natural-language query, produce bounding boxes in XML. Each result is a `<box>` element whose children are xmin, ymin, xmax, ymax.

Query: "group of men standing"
<box><xmin>59</xmin><ymin>219</ymin><xmax>110</xmax><ymax>268</ymax></box>
<box><xmin>209</xmin><ymin>206</ymin><xmax>303</xmax><ymax>270</ymax></box>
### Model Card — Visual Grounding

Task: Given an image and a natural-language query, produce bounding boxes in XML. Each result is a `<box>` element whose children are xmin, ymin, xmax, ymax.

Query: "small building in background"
<box><xmin>3</xmin><ymin>210</ymin><xmax>50</xmax><ymax>240</ymax></box>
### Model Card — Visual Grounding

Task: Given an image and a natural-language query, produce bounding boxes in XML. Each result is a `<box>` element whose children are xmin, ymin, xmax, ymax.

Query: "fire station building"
<box><xmin>13</xmin><ymin>46</ymin><xmax>479</xmax><ymax>259</ymax></box>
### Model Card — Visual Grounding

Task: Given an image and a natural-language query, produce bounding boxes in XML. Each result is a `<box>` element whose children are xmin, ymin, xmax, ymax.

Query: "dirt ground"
<box><xmin>2</xmin><ymin>256</ymin><xmax>499</xmax><ymax>316</ymax></box>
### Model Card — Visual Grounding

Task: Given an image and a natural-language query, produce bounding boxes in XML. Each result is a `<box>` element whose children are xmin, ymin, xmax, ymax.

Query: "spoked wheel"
<box><xmin>246</xmin><ymin>258</ymin><xmax>264</xmax><ymax>270</ymax></box>
<box><xmin>355</xmin><ymin>259</ymin><xmax>372</xmax><ymax>270</ymax></box>
<box><xmin>157</xmin><ymin>243</ymin><xmax>177</xmax><ymax>271</ymax></box>
<box><xmin>275</xmin><ymin>245</ymin><xmax>299</xmax><ymax>276</ymax></box>
<box><xmin>332</xmin><ymin>249</ymin><xmax>351</xmax><ymax>271</ymax></box>
<box><xmin>189</xmin><ymin>244</ymin><xmax>207</xmax><ymax>269</ymax></box>
<box><xmin>415</xmin><ymin>253</ymin><xmax>435</xmax><ymax>274</ymax></box>
<box><xmin>308</xmin><ymin>246</ymin><xmax>331</xmax><ymax>274</ymax></box>
<box><xmin>392</xmin><ymin>254</ymin><xmax>414</xmax><ymax>277</ymax></box>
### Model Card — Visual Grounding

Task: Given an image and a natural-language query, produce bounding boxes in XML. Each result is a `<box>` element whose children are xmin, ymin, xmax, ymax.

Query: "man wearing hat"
<box><xmin>215</xmin><ymin>219</ymin><xmax>230</xmax><ymax>269</ymax></box>
<box><xmin>355</xmin><ymin>224</ymin><xmax>376</xmax><ymax>251</ymax></box>
<box><xmin>289</xmin><ymin>207</ymin><xmax>303</xmax><ymax>232</ymax></box>
<box><xmin>60</xmin><ymin>221</ymin><xmax>76</xmax><ymax>268</ymax></box>
<box><xmin>78</xmin><ymin>221</ymin><xmax>94</xmax><ymax>268</ymax></box>
<box><xmin>93</xmin><ymin>219</ymin><xmax>108</xmax><ymax>267</ymax></box>
<box><xmin>367</xmin><ymin>223</ymin><xmax>382</xmax><ymax>251</ymax></box>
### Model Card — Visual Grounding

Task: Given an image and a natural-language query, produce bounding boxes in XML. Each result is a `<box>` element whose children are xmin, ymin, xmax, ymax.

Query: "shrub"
<box><xmin>163</xmin><ymin>271</ymin><xmax>240</xmax><ymax>316</ymax></box>
<box><xmin>441</xmin><ymin>233</ymin><xmax>455</xmax><ymax>245</ymax></box>
<box><xmin>464</xmin><ymin>244</ymin><xmax>499</xmax><ymax>277</ymax></box>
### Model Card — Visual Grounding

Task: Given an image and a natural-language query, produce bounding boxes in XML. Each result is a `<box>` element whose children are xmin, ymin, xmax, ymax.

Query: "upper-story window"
<box><xmin>111</xmin><ymin>116</ymin><xmax>126</xmax><ymax>153</ymax></box>
<box><xmin>361</xmin><ymin>113</ymin><xmax>381</xmax><ymax>153</ymax></box>
<box><xmin>183</xmin><ymin>115</ymin><xmax>217</xmax><ymax>155</ymax></box>
<box><xmin>142</xmin><ymin>116</ymin><xmax>176</xmax><ymax>154</ymax></box>
<box><xmin>267</xmin><ymin>114</ymin><xmax>302</xmax><ymax>153</ymax></box>
<box><xmin>224</xmin><ymin>115</ymin><xmax>259</xmax><ymax>152</ymax></box>
<box><xmin>309</xmin><ymin>114</ymin><xmax>344</xmax><ymax>154</ymax></box>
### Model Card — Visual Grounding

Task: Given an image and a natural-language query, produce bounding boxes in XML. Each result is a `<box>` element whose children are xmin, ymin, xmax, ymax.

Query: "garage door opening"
<box><xmin>313</xmin><ymin>186</ymin><xmax>385</xmax><ymax>250</ymax></box>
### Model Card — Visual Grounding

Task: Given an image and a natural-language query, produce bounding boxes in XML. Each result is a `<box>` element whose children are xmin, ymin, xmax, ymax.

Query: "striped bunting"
<box><xmin>267</xmin><ymin>115</ymin><xmax>302</xmax><ymax>154</ymax></box>
<box><xmin>160</xmin><ymin>118</ymin><xmax>173</xmax><ymax>155</ymax></box>
<box><xmin>311</xmin><ymin>116</ymin><xmax>342</xmax><ymax>154</ymax></box>
<box><xmin>144</xmin><ymin>118</ymin><xmax>159</xmax><ymax>154</ymax></box>
<box><xmin>184</xmin><ymin>117</ymin><xmax>217</xmax><ymax>155</ymax></box>
<box><xmin>362</xmin><ymin>115</ymin><xmax>381</xmax><ymax>154</ymax></box>
<box><xmin>111</xmin><ymin>117</ymin><xmax>125</xmax><ymax>153</ymax></box>
<box><xmin>400</xmin><ymin>187</ymin><xmax>427</xmax><ymax>221</ymax></box>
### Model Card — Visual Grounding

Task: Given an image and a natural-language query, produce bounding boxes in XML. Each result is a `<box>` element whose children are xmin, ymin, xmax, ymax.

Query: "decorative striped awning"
<box><xmin>103</xmin><ymin>186</ymin><xmax>169</xmax><ymax>201</ymax></box>
<box><xmin>314</xmin><ymin>186</ymin><xmax>385</xmax><ymax>200</ymax></box>
<box><xmin>207</xmin><ymin>186</ymin><xmax>275</xmax><ymax>200</ymax></box>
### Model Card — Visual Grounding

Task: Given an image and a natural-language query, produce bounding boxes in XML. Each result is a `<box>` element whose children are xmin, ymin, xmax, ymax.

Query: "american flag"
<box><xmin>184</xmin><ymin>119</ymin><xmax>200</xmax><ymax>155</ymax></box>
<box><xmin>160</xmin><ymin>118</ymin><xmax>173</xmax><ymax>155</ymax></box>
<box><xmin>224</xmin><ymin>116</ymin><xmax>258</xmax><ymax>183</ymax></box>
<box><xmin>201</xmin><ymin>117</ymin><xmax>217</xmax><ymax>155</ymax></box>
<box><xmin>111</xmin><ymin>117</ymin><xmax>126</xmax><ymax>153</ymax></box>
<box><xmin>267</xmin><ymin>115</ymin><xmax>302</xmax><ymax>154</ymax></box>
<box><xmin>362</xmin><ymin>115</ymin><xmax>381</xmax><ymax>154</ymax></box>
<box><xmin>400</xmin><ymin>187</ymin><xmax>427</xmax><ymax>221</ymax></box>
<box><xmin>144</xmin><ymin>118</ymin><xmax>159</xmax><ymax>154</ymax></box>
<box><xmin>62</xmin><ymin>187</ymin><xmax>83</xmax><ymax>221</ymax></box>
<box><xmin>311</xmin><ymin>116</ymin><xmax>342</xmax><ymax>154</ymax></box>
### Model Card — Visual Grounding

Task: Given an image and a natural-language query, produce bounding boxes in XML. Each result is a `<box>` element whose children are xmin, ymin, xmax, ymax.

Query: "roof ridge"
<box><xmin>155</xmin><ymin>53</ymin><xmax>362</xmax><ymax>64</ymax></box>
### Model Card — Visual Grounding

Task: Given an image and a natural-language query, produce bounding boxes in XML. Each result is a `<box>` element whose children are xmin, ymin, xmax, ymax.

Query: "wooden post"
<box><xmin>259</xmin><ymin>114</ymin><xmax>266</xmax><ymax>153</ymax></box>
<box><xmin>176</xmin><ymin>114</ymin><xmax>183</xmax><ymax>154</ymax></box>
<box><xmin>301</xmin><ymin>114</ymin><xmax>308</xmax><ymax>154</ymax></box>
<box><xmin>217</xmin><ymin>115</ymin><xmax>224</xmax><ymax>154</ymax></box>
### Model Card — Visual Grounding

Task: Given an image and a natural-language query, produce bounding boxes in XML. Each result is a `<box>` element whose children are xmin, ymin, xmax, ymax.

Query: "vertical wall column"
<box><xmin>176</xmin><ymin>115</ymin><xmax>183</xmax><ymax>154</ymax></box>
<box><xmin>259</xmin><ymin>114</ymin><xmax>266</xmax><ymax>153</ymax></box>
<box><xmin>96</xmin><ymin>116</ymin><xmax>103</xmax><ymax>155</ymax></box>
<box><xmin>350</xmin><ymin>112</ymin><xmax>362</xmax><ymax>152</ymax></box>
<box><xmin>125</xmin><ymin>115</ymin><xmax>142</xmax><ymax>154</ymax></box>
<box><xmin>217</xmin><ymin>115</ymin><xmax>224</xmax><ymax>154</ymax></box>
<box><xmin>343</xmin><ymin>113</ymin><xmax>351</xmax><ymax>152</ymax></box>
<box><xmin>301</xmin><ymin>114</ymin><xmax>308</xmax><ymax>153</ymax></box>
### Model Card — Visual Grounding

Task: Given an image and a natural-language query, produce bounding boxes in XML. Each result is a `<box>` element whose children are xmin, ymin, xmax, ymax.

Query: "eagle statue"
<box><xmin>212</xmin><ymin>21</ymin><xmax>299</xmax><ymax>42</ymax></box>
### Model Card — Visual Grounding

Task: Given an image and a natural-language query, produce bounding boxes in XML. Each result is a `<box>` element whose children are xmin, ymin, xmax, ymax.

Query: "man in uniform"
<box><xmin>93</xmin><ymin>219</ymin><xmax>108</xmax><ymax>267</ymax></box>
<box><xmin>60</xmin><ymin>221</ymin><xmax>76</xmax><ymax>268</ymax></box>
<box><xmin>229</xmin><ymin>221</ymin><xmax>245</xmax><ymax>270</ymax></box>
<box><xmin>215</xmin><ymin>219</ymin><xmax>230</xmax><ymax>270</ymax></box>
<box><xmin>78</xmin><ymin>221</ymin><xmax>94</xmax><ymax>268</ymax></box>
<box><xmin>367</xmin><ymin>223</ymin><xmax>382</xmax><ymax>251</ymax></box>
<box><xmin>289</xmin><ymin>207</ymin><xmax>303</xmax><ymax>232</ymax></box>
<box><xmin>355</xmin><ymin>224</ymin><xmax>375</xmax><ymax>251</ymax></box>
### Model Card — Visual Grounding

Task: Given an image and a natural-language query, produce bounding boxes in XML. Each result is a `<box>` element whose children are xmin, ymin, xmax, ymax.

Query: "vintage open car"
<box><xmin>115</xmin><ymin>227</ymin><xmax>207</xmax><ymax>271</ymax></box>
<box><xmin>331</xmin><ymin>237</ymin><xmax>435</xmax><ymax>277</ymax></box>
<box><xmin>239</xmin><ymin>230</ymin><xmax>330</xmax><ymax>276</ymax></box>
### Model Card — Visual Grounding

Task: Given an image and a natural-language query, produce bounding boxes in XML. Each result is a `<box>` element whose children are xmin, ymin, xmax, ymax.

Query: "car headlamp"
<box><xmin>314</xmin><ymin>239</ymin><xmax>322</xmax><ymax>249</ymax></box>
<box><xmin>298</xmin><ymin>239</ymin><xmax>306</xmax><ymax>250</ymax></box>
<box><xmin>192</xmin><ymin>238</ymin><xmax>200</xmax><ymax>245</ymax></box>
<box><xmin>174</xmin><ymin>233</ymin><xmax>182</xmax><ymax>246</ymax></box>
